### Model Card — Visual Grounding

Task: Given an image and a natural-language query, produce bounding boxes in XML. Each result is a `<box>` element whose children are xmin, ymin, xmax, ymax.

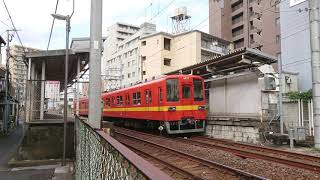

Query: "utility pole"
<box><xmin>309</xmin><ymin>0</ymin><xmax>320</xmax><ymax>149</ymax></box>
<box><xmin>4</xmin><ymin>30</ymin><xmax>10</xmax><ymax>135</ymax></box>
<box><xmin>278</xmin><ymin>54</ymin><xmax>284</xmax><ymax>135</ymax></box>
<box><xmin>88</xmin><ymin>0</ymin><xmax>102</xmax><ymax>129</ymax></box>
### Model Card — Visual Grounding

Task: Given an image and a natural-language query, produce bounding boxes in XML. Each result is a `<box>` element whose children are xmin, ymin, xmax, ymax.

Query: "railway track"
<box><xmin>184</xmin><ymin>136</ymin><xmax>320</xmax><ymax>173</ymax></box>
<box><xmin>114</xmin><ymin>129</ymin><xmax>267</xmax><ymax>180</ymax></box>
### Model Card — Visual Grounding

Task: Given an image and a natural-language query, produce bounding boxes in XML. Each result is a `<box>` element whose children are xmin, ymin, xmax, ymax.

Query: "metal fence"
<box><xmin>75</xmin><ymin>116</ymin><xmax>171</xmax><ymax>180</ymax></box>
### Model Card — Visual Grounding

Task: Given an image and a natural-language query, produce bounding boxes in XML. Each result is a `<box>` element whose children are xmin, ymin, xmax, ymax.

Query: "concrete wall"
<box><xmin>280</xmin><ymin>1</ymin><xmax>320</xmax><ymax>90</ymax></box>
<box><xmin>205</xmin><ymin>124</ymin><xmax>260</xmax><ymax>144</ymax></box>
<box><xmin>209</xmin><ymin>73</ymin><xmax>261</xmax><ymax>116</ymax></box>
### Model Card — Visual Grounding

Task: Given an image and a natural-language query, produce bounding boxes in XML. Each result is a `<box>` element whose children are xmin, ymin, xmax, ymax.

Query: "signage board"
<box><xmin>290</xmin><ymin>0</ymin><xmax>307</xmax><ymax>7</ymax></box>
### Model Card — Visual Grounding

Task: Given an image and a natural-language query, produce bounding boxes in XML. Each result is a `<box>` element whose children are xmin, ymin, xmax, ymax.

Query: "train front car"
<box><xmin>162</xmin><ymin>75</ymin><xmax>206</xmax><ymax>134</ymax></box>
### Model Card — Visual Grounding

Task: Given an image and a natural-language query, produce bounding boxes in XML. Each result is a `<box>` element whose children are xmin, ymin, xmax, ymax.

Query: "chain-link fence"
<box><xmin>25</xmin><ymin>80</ymin><xmax>74</xmax><ymax>121</ymax></box>
<box><xmin>75</xmin><ymin>117</ymin><xmax>170</xmax><ymax>180</ymax></box>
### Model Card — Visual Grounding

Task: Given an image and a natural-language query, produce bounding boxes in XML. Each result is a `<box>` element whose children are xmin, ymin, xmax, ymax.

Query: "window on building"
<box><xmin>128</xmin><ymin>73</ymin><xmax>131</xmax><ymax>78</ymax></box>
<box><xmin>164</xmin><ymin>38</ymin><xmax>171</xmax><ymax>50</ymax></box>
<box><xmin>141</xmin><ymin>56</ymin><xmax>146</xmax><ymax>61</ymax></box>
<box><xmin>121</xmin><ymin>75</ymin><xmax>124</xmax><ymax>79</ymax></box>
<box><xmin>234</xmin><ymin>39</ymin><xmax>244</xmax><ymax>49</ymax></box>
<box><xmin>132</xmin><ymin>60</ymin><xmax>136</xmax><ymax>64</ymax></box>
<box><xmin>164</xmin><ymin>58</ymin><xmax>171</xmax><ymax>66</ymax></box>
<box><xmin>232</xmin><ymin>25</ymin><xmax>244</xmax><ymax>37</ymax></box>
<box><xmin>276</xmin><ymin>35</ymin><xmax>281</xmax><ymax>44</ymax></box>
<box><xmin>132</xmin><ymin>71</ymin><xmax>136</xmax><ymax>77</ymax></box>
<box><xmin>143</xmin><ymin>71</ymin><xmax>146</xmax><ymax>75</ymax></box>
<box><xmin>275</xmin><ymin>17</ymin><xmax>280</xmax><ymax>27</ymax></box>
<box><xmin>276</xmin><ymin>52</ymin><xmax>281</xmax><ymax>61</ymax></box>
<box><xmin>133</xmin><ymin>92</ymin><xmax>141</xmax><ymax>105</ymax></box>
<box><xmin>141</xmin><ymin>41</ymin><xmax>146</xmax><ymax>46</ymax></box>
<box><xmin>128</xmin><ymin>61</ymin><xmax>130</xmax><ymax>67</ymax></box>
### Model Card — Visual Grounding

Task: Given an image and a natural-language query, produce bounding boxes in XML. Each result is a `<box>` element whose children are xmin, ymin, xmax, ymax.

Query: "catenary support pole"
<box><xmin>309</xmin><ymin>0</ymin><xmax>320</xmax><ymax>148</ymax></box>
<box><xmin>40</xmin><ymin>61</ymin><xmax>45</xmax><ymax>120</ymax></box>
<box><xmin>278</xmin><ymin>49</ymin><xmax>284</xmax><ymax>134</ymax></box>
<box><xmin>88</xmin><ymin>0</ymin><xmax>102</xmax><ymax>129</ymax></box>
<box><xmin>62</xmin><ymin>16</ymin><xmax>70</xmax><ymax>166</ymax></box>
<box><xmin>76</xmin><ymin>57</ymin><xmax>80</xmax><ymax>116</ymax></box>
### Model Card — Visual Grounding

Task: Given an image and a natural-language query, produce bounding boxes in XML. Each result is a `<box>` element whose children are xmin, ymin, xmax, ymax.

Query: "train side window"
<box><xmin>112</xmin><ymin>97</ymin><xmax>115</xmax><ymax>106</ymax></box>
<box><xmin>145</xmin><ymin>90</ymin><xmax>152</xmax><ymax>104</ymax></box>
<box><xmin>158</xmin><ymin>87</ymin><xmax>163</xmax><ymax>103</ymax></box>
<box><xmin>117</xmin><ymin>96</ymin><xmax>123</xmax><ymax>106</ymax></box>
<box><xmin>105</xmin><ymin>98</ymin><xmax>110</xmax><ymax>107</ymax></box>
<box><xmin>133</xmin><ymin>92</ymin><xmax>141</xmax><ymax>105</ymax></box>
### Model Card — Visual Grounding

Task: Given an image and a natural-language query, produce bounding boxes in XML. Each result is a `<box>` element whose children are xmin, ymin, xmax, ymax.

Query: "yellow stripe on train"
<box><xmin>79</xmin><ymin>105</ymin><xmax>200</xmax><ymax>112</ymax></box>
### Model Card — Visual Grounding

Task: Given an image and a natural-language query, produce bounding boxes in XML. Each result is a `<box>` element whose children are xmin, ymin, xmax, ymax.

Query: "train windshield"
<box><xmin>193</xmin><ymin>79</ymin><xmax>203</xmax><ymax>101</ymax></box>
<box><xmin>166</xmin><ymin>78</ymin><xmax>179</xmax><ymax>102</ymax></box>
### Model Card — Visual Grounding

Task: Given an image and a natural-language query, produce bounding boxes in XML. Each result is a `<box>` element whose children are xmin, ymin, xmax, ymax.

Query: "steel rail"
<box><xmin>114</xmin><ymin>130</ymin><xmax>267</xmax><ymax>180</ymax></box>
<box><xmin>185</xmin><ymin>137</ymin><xmax>320</xmax><ymax>173</ymax></box>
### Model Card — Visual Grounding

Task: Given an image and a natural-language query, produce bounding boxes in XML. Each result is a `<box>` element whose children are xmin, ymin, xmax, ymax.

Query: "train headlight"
<box><xmin>168</xmin><ymin>106</ymin><xmax>176</xmax><ymax>112</ymax></box>
<box><xmin>198</xmin><ymin>106</ymin><xmax>206</xmax><ymax>111</ymax></box>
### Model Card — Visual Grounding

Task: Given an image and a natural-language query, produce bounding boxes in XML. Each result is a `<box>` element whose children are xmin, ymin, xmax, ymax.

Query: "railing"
<box><xmin>75</xmin><ymin>116</ymin><xmax>172</xmax><ymax>180</ymax></box>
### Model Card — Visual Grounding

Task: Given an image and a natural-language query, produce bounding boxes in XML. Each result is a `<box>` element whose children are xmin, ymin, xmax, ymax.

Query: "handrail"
<box><xmin>75</xmin><ymin>116</ymin><xmax>172</xmax><ymax>180</ymax></box>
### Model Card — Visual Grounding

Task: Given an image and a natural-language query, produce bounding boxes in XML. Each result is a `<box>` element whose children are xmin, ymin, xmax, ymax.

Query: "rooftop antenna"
<box><xmin>170</xmin><ymin>7</ymin><xmax>191</xmax><ymax>34</ymax></box>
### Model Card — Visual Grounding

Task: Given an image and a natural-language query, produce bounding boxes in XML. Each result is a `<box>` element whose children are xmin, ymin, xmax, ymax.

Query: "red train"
<box><xmin>76</xmin><ymin>75</ymin><xmax>206</xmax><ymax>134</ymax></box>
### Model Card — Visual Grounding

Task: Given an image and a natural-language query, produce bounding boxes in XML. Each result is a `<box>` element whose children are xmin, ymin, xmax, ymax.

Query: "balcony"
<box><xmin>250</xmin><ymin>33</ymin><xmax>262</xmax><ymax>48</ymax></box>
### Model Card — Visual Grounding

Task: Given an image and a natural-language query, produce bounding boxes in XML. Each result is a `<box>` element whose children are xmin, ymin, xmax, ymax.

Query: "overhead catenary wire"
<box><xmin>2</xmin><ymin>0</ymin><xmax>28</xmax><ymax>66</ymax></box>
<box><xmin>46</xmin><ymin>0</ymin><xmax>60</xmax><ymax>51</ymax></box>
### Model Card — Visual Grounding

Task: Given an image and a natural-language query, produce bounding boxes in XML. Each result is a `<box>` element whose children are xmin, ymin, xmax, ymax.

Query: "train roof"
<box><xmin>78</xmin><ymin>74</ymin><xmax>202</xmax><ymax>101</ymax></box>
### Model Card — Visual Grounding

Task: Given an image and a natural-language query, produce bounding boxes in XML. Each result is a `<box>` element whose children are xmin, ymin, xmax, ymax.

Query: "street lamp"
<box><xmin>51</xmin><ymin>12</ymin><xmax>71</xmax><ymax>166</ymax></box>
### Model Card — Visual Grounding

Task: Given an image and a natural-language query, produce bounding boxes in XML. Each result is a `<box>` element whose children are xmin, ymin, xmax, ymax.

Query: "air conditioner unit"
<box><xmin>264</xmin><ymin>76</ymin><xmax>276</xmax><ymax>90</ymax></box>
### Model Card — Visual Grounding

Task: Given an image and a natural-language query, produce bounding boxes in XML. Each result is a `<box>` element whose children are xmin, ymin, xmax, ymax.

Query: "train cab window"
<box><xmin>182</xmin><ymin>85</ymin><xmax>191</xmax><ymax>99</ymax></box>
<box><xmin>166</xmin><ymin>78</ymin><xmax>179</xmax><ymax>102</ymax></box>
<box><xmin>105</xmin><ymin>98</ymin><xmax>110</xmax><ymax>107</ymax></box>
<box><xmin>117</xmin><ymin>96</ymin><xmax>123</xmax><ymax>106</ymax></box>
<box><xmin>193</xmin><ymin>79</ymin><xmax>204</xmax><ymax>101</ymax></box>
<box><xmin>133</xmin><ymin>92</ymin><xmax>141</xmax><ymax>105</ymax></box>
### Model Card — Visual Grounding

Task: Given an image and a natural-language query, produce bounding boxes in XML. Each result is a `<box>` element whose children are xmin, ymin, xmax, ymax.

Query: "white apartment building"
<box><xmin>9</xmin><ymin>45</ymin><xmax>38</xmax><ymax>105</ymax></box>
<box><xmin>45</xmin><ymin>81</ymin><xmax>60</xmax><ymax>110</ymax></box>
<box><xmin>103</xmin><ymin>22</ymin><xmax>156</xmax><ymax>91</ymax></box>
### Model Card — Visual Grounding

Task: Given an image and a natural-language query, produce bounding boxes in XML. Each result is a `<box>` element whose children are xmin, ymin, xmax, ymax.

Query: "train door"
<box><xmin>181</xmin><ymin>83</ymin><xmax>193</xmax><ymax>117</ymax></box>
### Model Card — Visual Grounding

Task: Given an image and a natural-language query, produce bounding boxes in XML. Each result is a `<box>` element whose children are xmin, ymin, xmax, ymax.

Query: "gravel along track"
<box><xmin>113</xmin><ymin>127</ymin><xmax>320</xmax><ymax>180</ymax></box>
<box><xmin>115</xmin><ymin>131</ymin><xmax>266</xmax><ymax>180</ymax></box>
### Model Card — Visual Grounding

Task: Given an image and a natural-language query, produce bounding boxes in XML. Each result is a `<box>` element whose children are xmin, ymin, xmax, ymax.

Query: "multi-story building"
<box><xmin>103</xmin><ymin>22</ymin><xmax>140</xmax><ymax>74</ymax></box>
<box><xmin>280</xmin><ymin>0</ymin><xmax>318</xmax><ymax>90</ymax></box>
<box><xmin>140</xmin><ymin>30</ymin><xmax>232</xmax><ymax>80</ymax></box>
<box><xmin>103</xmin><ymin>22</ymin><xmax>156</xmax><ymax>90</ymax></box>
<box><xmin>45</xmin><ymin>81</ymin><xmax>60</xmax><ymax>110</ymax></box>
<box><xmin>8</xmin><ymin>45</ymin><xmax>38</xmax><ymax>104</ymax></box>
<box><xmin>209</xmin><ymin>0</ymin><xmax>280</xmax><ymax>58</ymax></box>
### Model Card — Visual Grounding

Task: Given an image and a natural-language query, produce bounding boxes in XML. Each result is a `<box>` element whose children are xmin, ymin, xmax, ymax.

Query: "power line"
<box><xmin>0</xmin><ymin>19</ymin><xmax>10</xmax><ymax>28</ymax></box>
<box><xmin>149</xmin><ymin>0</ymin><xmax>176</xmax><ymax>22</ymax></box>
<box><xmin>46</xmin><ymin>0</ymin><xmax>60</xmax><ymax>51</ymax></box>
<box><xmin>2</xmin><ymin>0</ymin><xmax>27</xmax><ymax>66</ymax></box>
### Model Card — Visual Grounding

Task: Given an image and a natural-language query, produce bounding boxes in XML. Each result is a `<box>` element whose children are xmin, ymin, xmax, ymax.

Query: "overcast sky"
<box><xmin>0</xmin><ymin>0</ymin><xmax>208</xmax><ymax>59</ymax></box>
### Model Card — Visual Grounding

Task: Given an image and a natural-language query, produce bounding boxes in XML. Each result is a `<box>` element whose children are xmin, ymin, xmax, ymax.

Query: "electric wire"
<box><xmin>2</xmin><ymin>0</ymin><xmax>27</xmax><ymax>65</ymax></box>
<box><xmin>46</xmin><ymin>0</ymin><xmax>60</xmax><ymax>51</ymax></box>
